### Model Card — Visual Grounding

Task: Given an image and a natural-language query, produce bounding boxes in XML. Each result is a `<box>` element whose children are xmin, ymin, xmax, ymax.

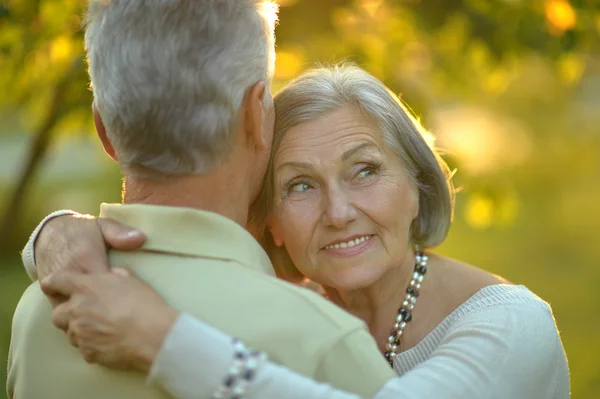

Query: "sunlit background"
<box><xmin>1</xmin><ymin>0</ymin><xmax>599</xmax><ymax>397</ymax></box>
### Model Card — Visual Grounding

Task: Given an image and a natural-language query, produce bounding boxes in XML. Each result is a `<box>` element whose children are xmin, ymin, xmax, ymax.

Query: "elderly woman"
<box><xmin>26</xmin><ymin>65</ymin><xmax>570</xmax><ymax>398</ymax></box>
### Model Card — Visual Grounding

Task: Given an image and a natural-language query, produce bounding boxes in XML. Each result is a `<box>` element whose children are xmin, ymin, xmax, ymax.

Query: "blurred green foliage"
<box><xmin>1</xmin><ymin>0</ymin><xmax>600</xmax><ymax>397</ymax></box>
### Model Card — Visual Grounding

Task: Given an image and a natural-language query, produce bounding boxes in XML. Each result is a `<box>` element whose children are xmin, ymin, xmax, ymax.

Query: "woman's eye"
<box><xmin>289</xmin><ymin>182</ymin><xmax>310</xmax><ymax>193</ymax></box>
<box><xmin>356</xmin><ymin>165</ymin><xmax>378</xmax><ymax>179</ymax></box>
<box><xmin>358</xmin><ymin>168</ymin><xmax>374</xmax><ymax>178</ymax></box>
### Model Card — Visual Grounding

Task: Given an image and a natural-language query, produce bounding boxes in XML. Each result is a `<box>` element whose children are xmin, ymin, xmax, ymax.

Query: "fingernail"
<box><xmin>121</xmin><ymin>230</ymin><xmax>142</xmax><ymax>239</ymax></box>
<box><xmin>112</xmin><ymin>268</ymin><xmax>131</xmax><ymax>277</ymax></box>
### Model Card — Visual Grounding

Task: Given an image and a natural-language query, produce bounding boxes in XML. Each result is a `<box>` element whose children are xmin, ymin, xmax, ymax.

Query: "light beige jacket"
<box><xmin>8</xmin><ymin>204</ymin><xmax>394</xmax><ymax>399</ymax></box>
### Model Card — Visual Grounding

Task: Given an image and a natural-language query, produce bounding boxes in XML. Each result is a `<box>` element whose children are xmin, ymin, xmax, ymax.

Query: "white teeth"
<box><xmin>325</xmin><ymin>235</ymin><xmax>371</xmax><ymax>250</ymax></box>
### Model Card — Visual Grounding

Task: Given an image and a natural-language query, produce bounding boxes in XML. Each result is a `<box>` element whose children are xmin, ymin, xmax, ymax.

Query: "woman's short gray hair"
<box><xmin>85</xmin><ymin>0</ymin><xmax>278</xmax><ymax>177</ymax></box>
<box><xmin>254</xmin><ymin>64</ymin><xmax>454</xmax><ymax>256</ymax></box>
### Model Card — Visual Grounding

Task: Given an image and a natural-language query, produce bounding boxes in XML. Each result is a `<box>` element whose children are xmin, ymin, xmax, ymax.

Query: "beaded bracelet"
<box><xmin>211</xmin><ymin>339</ymin><xmax>267</xmax><ymax>399</ymax></box>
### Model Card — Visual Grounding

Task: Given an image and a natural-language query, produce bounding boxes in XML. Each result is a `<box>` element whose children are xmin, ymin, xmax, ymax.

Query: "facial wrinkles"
<box><xmin>273</xmin><ymin>117</ymin><xmax>385</xmax><ymax>267</ymax></box>
<box><xmin>270</xmin><ymin>107</ymin><xmax>420</xmax><ymax>285</ymax></box>
<box><xmin>275</xmin><ymin>114</ymin><xmax>380</xmax><ymax>175</ymax></box>
<box><xmin>274</xmin><ymin>115</ymin><xmax>381</xmax><ymax>213</ymax></box>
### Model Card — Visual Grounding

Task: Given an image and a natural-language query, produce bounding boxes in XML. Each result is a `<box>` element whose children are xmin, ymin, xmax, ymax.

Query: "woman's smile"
<box><xmin>321</xmin><ymin>234</ymin><xmax>376</xmax><ymax>258</ymax></box>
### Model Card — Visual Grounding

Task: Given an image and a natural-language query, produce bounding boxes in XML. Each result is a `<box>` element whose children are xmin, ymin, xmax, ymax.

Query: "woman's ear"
<box><xmin>268</xmin><ymin>216</ymin><xmax>284</xmax><ymax>247</ymax></box>
<box><xmin>413</xmin><ymin>197</ymin><xmax>420</xmax><ymax>220</ymax></box>
<box><xmin>412</xmin><ymin>186</ymin><xmax>420</xmax><ymax>220</ymax></box>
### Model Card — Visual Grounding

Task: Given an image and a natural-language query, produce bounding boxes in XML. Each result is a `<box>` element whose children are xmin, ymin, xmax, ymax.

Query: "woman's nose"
<box><xmin>322</xmin><ymin>185</ymin><xmax>358</xmax><ymax>229</ymax></box>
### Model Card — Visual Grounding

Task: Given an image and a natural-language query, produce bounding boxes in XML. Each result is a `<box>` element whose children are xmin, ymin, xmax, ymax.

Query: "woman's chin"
<box><xmin>312</xmin><ymin>263</ymin><xmax>388</xmax><ymax>292</ymax></box>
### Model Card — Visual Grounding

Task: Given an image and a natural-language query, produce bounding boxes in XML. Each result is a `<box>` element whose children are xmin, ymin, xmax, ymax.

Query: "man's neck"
<box><xmin>122</xmin><ymin>170</ymin><xmax>251</xmax><ymax>227</ymax></box>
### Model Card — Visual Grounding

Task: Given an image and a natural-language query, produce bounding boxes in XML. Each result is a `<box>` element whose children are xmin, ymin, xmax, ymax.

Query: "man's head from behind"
<box><xmin>86</xmin><ymin>0</ymin><xmax>278</xmax><ymax>198</ymax></box>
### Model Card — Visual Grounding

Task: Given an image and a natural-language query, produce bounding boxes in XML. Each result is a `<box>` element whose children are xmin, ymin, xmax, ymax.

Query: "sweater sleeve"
<box><xmin>149</xmin><ymin>300</ymin><xmax>569</xmax><ymax>399</ymax></box>
<box><xmin>21</xmin><ymin>210</ymin><xmax>80</xmax><ymax>282</ymax></box>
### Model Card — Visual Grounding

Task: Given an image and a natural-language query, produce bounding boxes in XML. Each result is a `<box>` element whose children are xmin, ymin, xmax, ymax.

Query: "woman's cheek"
<box><xmin>282</xmin><ymin>204</ymin><xmax>317</xmax><ymax>268</ymax></box>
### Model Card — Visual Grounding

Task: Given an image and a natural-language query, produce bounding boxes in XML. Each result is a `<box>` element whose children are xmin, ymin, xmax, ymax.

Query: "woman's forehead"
<box><xmin>275</xmin><ymin>106</ymin><xmax>384</xmax><ymax>159</ymax></box>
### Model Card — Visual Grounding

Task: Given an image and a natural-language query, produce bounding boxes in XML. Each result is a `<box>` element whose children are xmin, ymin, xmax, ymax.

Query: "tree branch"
<box><xmin>0</xmin><ymin>57</ymin><xmax>83</xmax><ymax>252</ymax></box>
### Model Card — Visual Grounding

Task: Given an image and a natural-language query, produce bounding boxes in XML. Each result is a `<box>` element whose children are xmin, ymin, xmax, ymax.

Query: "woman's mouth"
<box><xmin>322</xmin><ymin>235</ymin><xmax>375</xmax><ymax>257</ymax></box>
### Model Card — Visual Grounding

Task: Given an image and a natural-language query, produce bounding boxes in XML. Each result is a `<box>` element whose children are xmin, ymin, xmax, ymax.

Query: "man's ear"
<box><xmin>244</xmin><ymin>81</ymin><xmax>268</xmax><ymax>150</ymax></box>
<box><xmin>268</xmin><ymin>215</ymin><xmax>284</xmax><ymax>247</ymax></box>
<box><xmin>93</xmin><ymin>103</ymin><xmax>117</xmax><ymax>162</ymax></box>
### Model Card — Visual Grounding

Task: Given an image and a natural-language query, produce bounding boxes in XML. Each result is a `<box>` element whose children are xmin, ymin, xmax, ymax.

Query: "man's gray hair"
<box><xmin>259</xmin><ymin>65</ymin><xmax>454</xmax><ymax>249</ymax></box>
<box><xmin>85</xmin><ymin>0</ymin><xmax>278</xmax><ymax>177</ymax></box>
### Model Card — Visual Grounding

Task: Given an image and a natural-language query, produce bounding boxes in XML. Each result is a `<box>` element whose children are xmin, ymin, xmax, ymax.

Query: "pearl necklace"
<box><xmin>384</xmin><ymin>249</ymin><xmax>428</xmax><ymax>366</ymax></box>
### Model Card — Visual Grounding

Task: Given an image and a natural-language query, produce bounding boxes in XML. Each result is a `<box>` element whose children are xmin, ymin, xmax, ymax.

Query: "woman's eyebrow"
<box><xmin>276</xmin><ymin>142</ymin><xmax>378</xmax><ymax>172</ymax></box>
<box><xmin>276</xmin><ymin>161</ymin><xmax>314</xmax><ymax>173</ymax></box>
<box><xmin>341</xmin><ymin>142</ymin><xmax>379</xmax><ymax>161</ymax></box>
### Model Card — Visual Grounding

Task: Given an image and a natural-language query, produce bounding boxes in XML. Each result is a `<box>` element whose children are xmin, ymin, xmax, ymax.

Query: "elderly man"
<box><xmin>7</xmin><ymin>1</ymin><xmax>394</xmax><ymax>399</ymax></box>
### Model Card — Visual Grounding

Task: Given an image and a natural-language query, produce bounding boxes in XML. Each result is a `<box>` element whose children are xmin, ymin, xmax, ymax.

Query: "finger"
<box><xmin>67</xmin><ymin>326</ymin><xmax>79</xmax><ymax>348</ymax></box>
<box><xmin>48</xmin><ymin>294</ymin><xmax>68</xmax><ymax>309</ymax></box>
<box><xmin>111</xmin><ymin>268</ymin><xmax>133</xmax><ymax>277</ymax></box>
<box><xmin>41</xmin><ymin>271</ymin><xmax>83</xmax><ymax>298</ymax></box>
<box><xmin>97</xmin><ymin>218</ymin><xmax>146</xmax><ymax>250</ymax></box>
<box><xmin>51</xmin><ymin>302</ymin><xmax>71</xmax><ymax>332</ymax></box>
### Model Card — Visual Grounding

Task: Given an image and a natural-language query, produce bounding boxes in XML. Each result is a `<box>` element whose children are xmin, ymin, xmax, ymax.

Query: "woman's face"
<box><xmin>269</xmin><ymin>105</ymin><xmax>420</xmax><ymax>290</ymax></box>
